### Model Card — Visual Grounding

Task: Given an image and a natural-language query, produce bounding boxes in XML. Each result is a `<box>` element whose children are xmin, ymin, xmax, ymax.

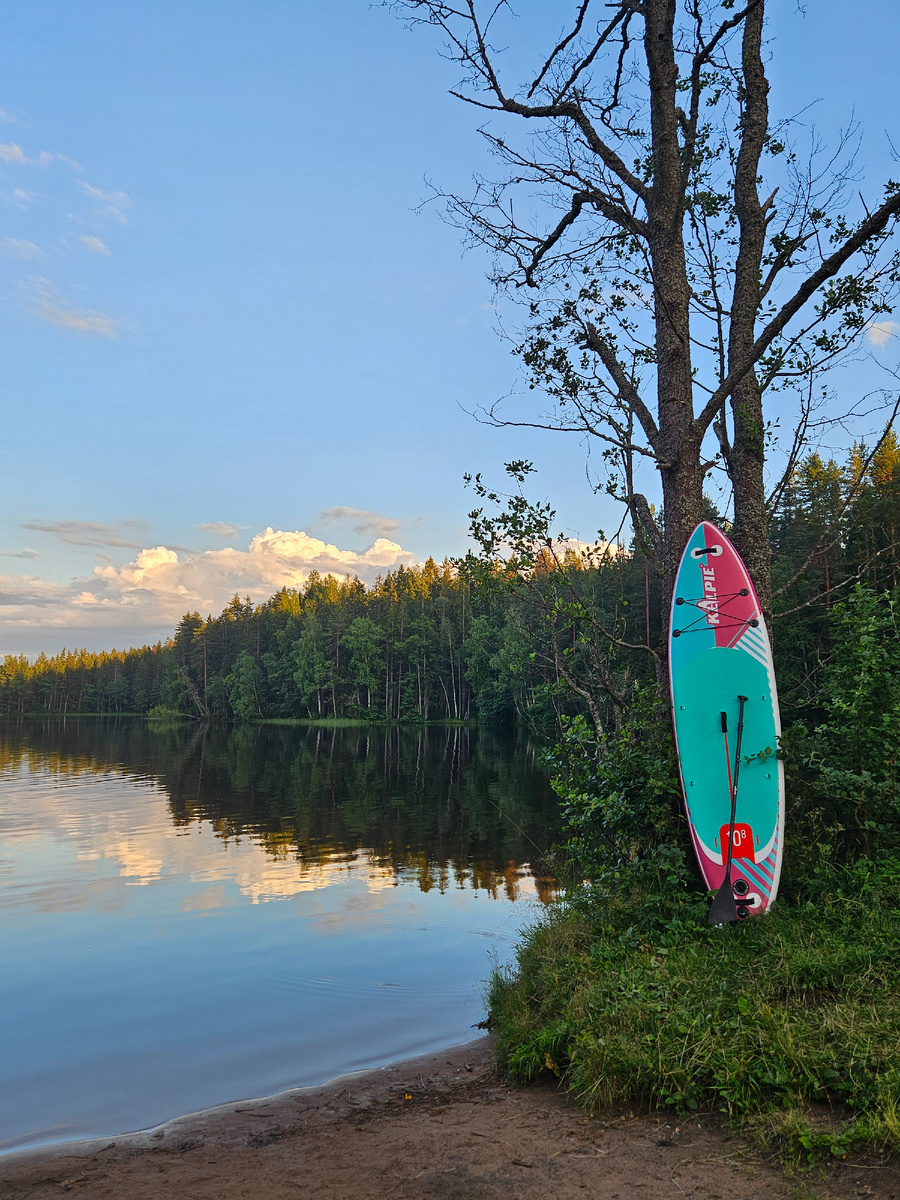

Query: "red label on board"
<box><xmin>720</xmin><ymin>823</ymin><xmax>754</xmax><ymax>859</ymax></box>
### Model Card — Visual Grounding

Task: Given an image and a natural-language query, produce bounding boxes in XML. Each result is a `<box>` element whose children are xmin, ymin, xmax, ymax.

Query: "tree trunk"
<box><xmin>645</xmin><ymin>0</ymin><xmax>703</xmax><ymax>632</ymax></box>
<box><xmin>726</xmin><ymin>3</ymin><xmax>773</xmax><ymax>626</ymax></box>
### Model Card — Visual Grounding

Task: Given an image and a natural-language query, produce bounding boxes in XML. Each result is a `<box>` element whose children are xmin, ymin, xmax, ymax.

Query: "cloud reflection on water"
<box><xmin>0</xmin><ymin>721</ymin><xmax>559</xmax><ymax>915</ymax></box>
<box><xmin>0</xmin><ymin>720</ymin><xmax>560</xmax><ymax>1150</ymax></box>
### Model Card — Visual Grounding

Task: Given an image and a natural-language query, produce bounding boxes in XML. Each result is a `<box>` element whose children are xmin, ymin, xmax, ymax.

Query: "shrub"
<box><xmin>782</xmin><ymin>585</ymin><xmax>900</xmax><ymax>879</ymax></box>
<box><xmin>547</xmin><ymin>685</ymin><xmax>694</xmax><ymax>918</ymax></box>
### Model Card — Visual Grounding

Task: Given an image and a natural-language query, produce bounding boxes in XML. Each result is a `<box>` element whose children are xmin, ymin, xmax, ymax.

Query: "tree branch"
<box><xmin>695</xmin><ymin>188</ymin><xmax>900</xmax><ymax>434</ymax></box>
<box><xmin>581</xmin><ymin>321</ymin><xmax>661</xmax><ymax>449</ymax></box>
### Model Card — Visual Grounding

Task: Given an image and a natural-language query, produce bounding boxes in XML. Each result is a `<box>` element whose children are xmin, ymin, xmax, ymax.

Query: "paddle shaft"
<box><xmin>709</xmin><ymin>695</ymin><xmax>748</xmax><ymax>925</ymax></box>
<box><xmin>721</xmin><ymin>695</ymin><xmax>747</xmax><ymax>888</ymax></box>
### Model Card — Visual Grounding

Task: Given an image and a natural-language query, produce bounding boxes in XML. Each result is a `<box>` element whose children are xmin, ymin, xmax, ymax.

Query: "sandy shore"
<box><xmin>1</xmin><ymin>1036</ymin><xmax>895</xmax><ymax>1199</ymax></box>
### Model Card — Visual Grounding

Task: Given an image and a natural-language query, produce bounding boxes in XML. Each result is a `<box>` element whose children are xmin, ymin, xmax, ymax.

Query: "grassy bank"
<box><xmin>488</xmin><ymin>861</ymin><xmax>900</xmax><ymax>1166</ymax></box>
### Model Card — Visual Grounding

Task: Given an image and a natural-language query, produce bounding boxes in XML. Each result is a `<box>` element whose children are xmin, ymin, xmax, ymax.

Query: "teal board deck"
<box><xmin>669</xmin><ymin>522</ymin><xmax>785</xmax><ymax>915</ymax></box>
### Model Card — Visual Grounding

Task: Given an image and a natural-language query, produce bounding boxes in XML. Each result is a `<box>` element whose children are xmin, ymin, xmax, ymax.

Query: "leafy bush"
<box><xmin>548</xmin><ymin>685</ymin><xmax>694</xmax><ymax>915</ymax></box>
<box><xmin>147</xmin><ymin>705</ymin><xmax>187</xmax><ymax>722</ymax></box>
<box><xmin>782</xmin><ymin>585</ymin><xmax>900</xmax><ymax>876</ymax></box>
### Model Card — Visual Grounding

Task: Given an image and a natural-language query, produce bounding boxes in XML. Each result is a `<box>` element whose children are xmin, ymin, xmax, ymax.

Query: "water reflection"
<box><xmin>0</xmin><ymin>719</ymin><xmax>560</xmax><ymax>1150</ymax></box>
<box><xmin>0</xmin><ymin>719</ymin><xmax>559</xmax><ymax>903</ymax></box>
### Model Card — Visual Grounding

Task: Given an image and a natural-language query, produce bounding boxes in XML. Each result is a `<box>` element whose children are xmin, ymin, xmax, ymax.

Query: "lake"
<box><xmin>0</xmin><ymin>718</ymin><xmax>559</xmax><ymax>1152</ymax></box>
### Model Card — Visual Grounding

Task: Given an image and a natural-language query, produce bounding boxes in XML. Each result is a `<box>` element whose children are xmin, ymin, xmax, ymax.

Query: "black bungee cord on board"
<box><xmin>671</xmin><ymin>588</ymin><xmax>760</xmax><ymax>638</ymax></box>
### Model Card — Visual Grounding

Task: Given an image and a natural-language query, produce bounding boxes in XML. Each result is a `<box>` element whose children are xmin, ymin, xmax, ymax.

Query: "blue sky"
<box><xmin>1</xmin><ymin>1</ymin><xmax>898</xmax><ymax>655</ymax></box>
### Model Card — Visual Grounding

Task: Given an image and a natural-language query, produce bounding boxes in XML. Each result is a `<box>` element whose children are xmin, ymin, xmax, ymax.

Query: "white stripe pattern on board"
<box><xmin>735</xmin><ymin>624</ymin><xmax>769</xmax><ymax>667</ymax></box>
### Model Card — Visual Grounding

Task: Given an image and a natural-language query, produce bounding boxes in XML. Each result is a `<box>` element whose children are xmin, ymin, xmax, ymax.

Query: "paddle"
<box><xmin>708</xmin><ymin>694</ymin><xmax>748</xmax><ymax>926</ymax></box>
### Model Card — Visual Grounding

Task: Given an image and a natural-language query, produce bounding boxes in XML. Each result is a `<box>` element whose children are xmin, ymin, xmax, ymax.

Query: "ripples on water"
<box><xmin>0</xmin><ymin>719</ymin><xmax>559</xmax><ymax>1151</ymax></box>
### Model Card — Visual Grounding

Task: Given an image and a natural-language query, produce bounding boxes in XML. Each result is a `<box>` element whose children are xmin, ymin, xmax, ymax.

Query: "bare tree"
<box><xmin>386</xmin><ymin>0</ymin><xmax>900</xmax><ymax>640</ymax></box>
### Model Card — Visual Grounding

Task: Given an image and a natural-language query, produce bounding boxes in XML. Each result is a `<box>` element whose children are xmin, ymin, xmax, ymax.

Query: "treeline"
<box><xmin>0</xmin><ymin>550</ymin><xmax>655</xmax><ymax>725</ymax></box>
<box><xmin>0</xmin><ymin>560</ymin><xmax>505</xmax><ymax>722</ymax></box>
<box><xmin>0</xmin><ymin>645</ymin><xmax>164</xmax><ymax>719</ymax></box>
<box><xmin>768</xmin><ymin>432</ymin><xmax>900</xmax><ymax>714</ymax></box>
<box><xmin>2</xmin><ymin>435</ymin><xmax>900</xmax><ymax>725</ymax></box>
<box><xmin>166</xmin><ymin>561</ymin><xmax>478</xmax><ymax>722</ymax></box>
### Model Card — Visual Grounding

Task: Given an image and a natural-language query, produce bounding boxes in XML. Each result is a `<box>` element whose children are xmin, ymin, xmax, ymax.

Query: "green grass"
<box><xmin>488</xmin><ymin>863</ymin><xmax>900</xmax><ymax>1166</ymax></box>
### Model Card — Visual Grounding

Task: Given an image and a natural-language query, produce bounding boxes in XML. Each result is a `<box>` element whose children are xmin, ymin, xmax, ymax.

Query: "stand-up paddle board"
<box><xmin>668</xmin><ymin>522</ymin><xmax>784</xmax><ymax>921</ymax></box>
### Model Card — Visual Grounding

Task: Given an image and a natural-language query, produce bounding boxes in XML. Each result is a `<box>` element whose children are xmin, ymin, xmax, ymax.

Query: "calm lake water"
<box><xmin>0</xmin><ymin>719</ymin><xmax>559</xmax><ymax>1152</ymax></box>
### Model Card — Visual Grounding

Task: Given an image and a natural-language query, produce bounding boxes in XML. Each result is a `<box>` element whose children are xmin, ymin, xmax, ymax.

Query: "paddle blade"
<box><xmin>708</xmin><ymin>884</ymin><xmax>738</xmax><ymax>926</ymax></box>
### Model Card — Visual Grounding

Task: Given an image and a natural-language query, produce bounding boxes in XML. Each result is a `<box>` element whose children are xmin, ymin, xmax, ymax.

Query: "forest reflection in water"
<box><xmin>0</xmin><ymin>718</ymin><xmax>560</xmax><ymax>901</ymax></box>
<box><xmin>0</xmin><ymin>718</ymin><xmax>560</xmax><ymax>1151</ymax></box>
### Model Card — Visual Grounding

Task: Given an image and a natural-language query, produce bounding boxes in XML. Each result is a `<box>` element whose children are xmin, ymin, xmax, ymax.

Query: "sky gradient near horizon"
<box><xmin>1</xmin><ymin>0</ymin><xmax>899</xmax><ymax>657</ymax></box>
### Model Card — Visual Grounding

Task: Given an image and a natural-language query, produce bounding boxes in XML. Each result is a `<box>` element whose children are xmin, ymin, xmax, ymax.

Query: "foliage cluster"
<box><xmin>782</xmin><ymin>586</ymin><xmax>900</xmax><ymax>877</ymax></box>
<box><xmin>547</xmin><ymin>688</ymin><xmax>688</xmax><ymax>907</ymax></box>
<box><xmin>0</xmin><ymin>644</ymin><xmax>167</xmax><ymax>719</ymax></box>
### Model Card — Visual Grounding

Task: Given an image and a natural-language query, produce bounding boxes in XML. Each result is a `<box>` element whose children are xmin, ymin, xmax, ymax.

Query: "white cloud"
<box><xmin>320</xmin><ymin>506</ymin><xmax>401</xmax><ymax>537</ymax></box>
<box><xmin>80</xmin><ymin>234</ymin><xmax>110</xmax><ymax>255</ymax></box>
<box><xmin>94</xmin><ymin>529</ymin><xmax>414</xmax><ymax>612</ymax></box>
<box><xmin>34</xmin><ymin>300</ymin><xmax>118</xmax><ymax>337</ymax></box>
<box><xmin>199</xmin><ymin>521</ymin><xmax>243</xmax><ymax>537</ymax></box>
<box><xmin>2</xmin><ymin>188</ymin><xmax>31</xmax><ymax>208</ymax></box>
<box><xmin>0</xmin><ymin>109</ymin><xmax>16</xmax><ymax>123</ymax></box>
<box><xmin>0</xmin><ymin>143</ymin><xmax>29</xmax><ymax>164</ymax></box>
<box><xmin>0</xmin><ymin>528</ymin><xmax>417</xmax><ymax>646</ymax></box>
<box><xmin>96</xmin><ymin>545</ymin><xmax>180</xmax><ymax>590</ymax></box>
<box><xmin>554</xmin><ymin>537</ymin><xmax>619</xmax><ymax>559</ymax></box>
<box><xmin>0</xmin><ymin>237</ymin><xmax>42</xmax><ymax>259</ymax></box>
<box><xmin>77</xmin><ymin>181</ymin><xmax>128</xmax><ymax>203</ymax></box>
<box><xmin>55</xmin><ymin>153</ymin><xmax>82</xmax><ymax>170</ymax></box>
<box><xmin>0</xmin><ymin>142</ymin><xmax>51</xmax><ymax>166</ymax></box>
<box><xmin>76</xmin><ymin>179</ymin><xmax>131</xmax><ymax>223</ymax></box>
<box><xmin>26</xmin><ymin>278</ymin><xmax>119</xmax><ymax>338</ymax></box>
<box><xmin>867</xmin><ymin>320</ymin><xmax>900</xmax><ymax>347</ymax></box>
